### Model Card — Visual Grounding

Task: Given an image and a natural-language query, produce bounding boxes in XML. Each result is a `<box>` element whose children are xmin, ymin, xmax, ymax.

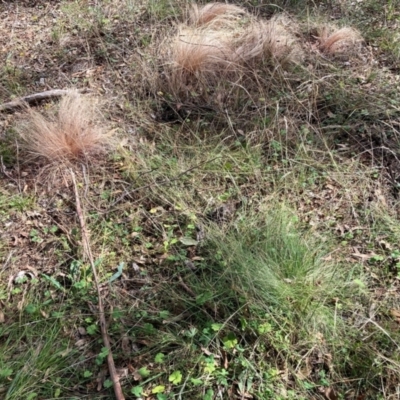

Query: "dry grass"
<box><xmin>16</xmin><ymin>91</ymin><xmax>112</xmax><ymax>162</ymax></box>
<box><xmin>161</xmin><ymin>3</ymin><xmax>303</xmax><ymax>98</ymax></box>
<box><xmin>188</xmin><ymin>3</ymin><xmax>247</xmax><ymax>27</ymax></box>
<box><xmin>170</xmin><ymin>27</ymin><xmax>235</xmax><ymax>75</ymax></box>
<box><xmin>235</xmin><ymin>16</ymin><xmax>304</xmax><ymax>65</ymax></box>
<box><xmin>317</xmin><ymin>25</ymin><xmax>363</xmax><ymax>56</ymax></box>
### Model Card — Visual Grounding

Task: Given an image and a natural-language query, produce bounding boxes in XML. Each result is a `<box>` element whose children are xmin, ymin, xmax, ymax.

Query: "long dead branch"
<box><xmin>0</xmin><ymin>89</ymin><xmax>90</xmax><ymax>113</ymax></box>
<box><xmin>70</xmin><ymin>169</ymin><xmax>125</xmax><ymax>400</ymax></box>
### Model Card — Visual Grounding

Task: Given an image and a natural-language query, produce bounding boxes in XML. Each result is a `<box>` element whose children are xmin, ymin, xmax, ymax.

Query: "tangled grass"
<box><xmin>16</xmin><ymin>91</ymin><xmax>112</xmax><ymax>163</ymax></box>
<box><xmin>188</xmin><ymin>2</ymin><xmax>246</xmax><ymax>27</ymax></box>
<box><xmin>316</xmin><ymin>25</ymin><xmax>363</xmax><ymax>57</ymax></box>
<box><xmin>160</xmin><ymin>3</ymin><xmax>304</xmax><ymax>102</ymax></box>
<box><xmin>155</xmin><ymin>3</ymin><xmax>366</xmax><ymax>120</ymax></box>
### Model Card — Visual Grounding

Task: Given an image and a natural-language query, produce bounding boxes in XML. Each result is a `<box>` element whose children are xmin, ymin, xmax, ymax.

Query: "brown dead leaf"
<box><xmin>379</xmin><ymin>240</ymin><xmax>393</xmax><ymax>250</ymax></box>
<box><xmin>132</xmin><ymin>370</ymin><xmax>142</xmax><ymax>381</ymax></box>
<box><xmin>25</xmin><ymin>265</ymin><xmax>39</xmax><ymax>276</ymax></box>
<box><xmin>324</xmin><ymin>387</ymin><xmax>338</xmax><ymax>400</ymax></box>
<box><xmin>390</xmin><ymin>309</ymin><xmax>400</xmax><ymax>323</ymax></box>
<box><xmin>75</xmin><ymin>339</ymin><xmax>87</xmax><ymax>348</ymax></box>
<box><xmin>238</xmin><ymin>392</ymin><xmax>253</xmax><ymax>399</ymax></box>
<box><xmin>10</xmin><ymin>235</ymin><xmax>22</xmax><ymax>246</ymax></box>
<box><xmin>375</xmin><ymin>189</ymin><xmax>387</xmax><ymax>207</ymax></box>
<box><xmin>315</xmin><ymin>332</ymin><xmax>324</xmax><ymax>342</ymax></box>
<box><xmin>96</xmin><ymin>369</ymin><xmax>107</xmax><ymax>391</ymax></box>
<box><xmin>116</xmin><ymin>367</ymin><xmax>129</xmax><ymax>380</ymax></box>
<box><xmin>201</xmin><ymin>347</ymin><xmax>221</xmax><ymax>358</ymax></box>
<box><xmin>17</xmin><ymin>294</ymin><xmax>27</xmax><ymax>311</ymax></box>
<box><xmin>221</xmin><ymin>349</ymin><xmax>228</xmax><ymax>369</ymax></box>
<box><xmin>351</xmin><ymin>247</ymin><xmax>376</xmax><ymax>261</ymax></box>
<box><xmin>121</xmin><ymin>334</ymin><xmax>131</xmax><ymax>354</ymax></box>
<box><xmin>78</xmin><ymin>327</ymin><xmax>87</xmax><ymax>336</ymax></box>
<box><xmin>0</xmin><ymin>311</ymin><xmax>4</xmax><ymax>323</ymax></box>
<box><xmin>298</xmin><ymin>362</ymin><xmax>311</xmax><ymax>380</ymax></box>
<box><xmin>41</xmin><ymin>367</ymin><xmax>50</xmax><ymax>383</ymax></box>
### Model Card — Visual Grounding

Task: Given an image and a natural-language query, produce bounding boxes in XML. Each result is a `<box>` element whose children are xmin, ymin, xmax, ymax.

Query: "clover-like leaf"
<box><xmin>169</xmin><ymin>370</ymin><xmax>182</xmax><ymax>385</ymax></box>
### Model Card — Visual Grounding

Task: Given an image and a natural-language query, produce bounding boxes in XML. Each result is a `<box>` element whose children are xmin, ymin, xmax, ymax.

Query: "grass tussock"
<box><xmin>184</xmin><ymin>206</ymin><xmax>383</xmax><ymax>396</ymax></box>
<box><xmin>161</xmin><ymin>3</ymin><xmax>303</xmax><ymax>99</ymax></box>
<box><xmin>238</xmin><ymin>15</ymin><xmax>304</xmax><ymax>65</ymax></box>
<box><xmin>207</xmin><ymin>208</ymin><xmax>344</xmax><ymax>323</ymax></box>
<box><xmin>188</xmin><ymin>2</ymin><xmax>246</xmax><ymax>27</ymax></box>
<box><xmin>16</xmin><ymin>91</ymin><xmax>112</xmax><ymax>162</ymax></box>
<box><xmin>169</xmin><ymin>26</ymin><xmax>235</xmax><ymax>75</ymax></box>
<box><xmin>1</xmin><ymin>319</ymin><xmax>78</xmax><ymax>400</ymax></box>
<box><xmin>317</xmin><ymin>25</ymin><xmax>363</xmax><ymax>56</ymax></box>
<box><xmin>156</xmin><ymin>3</ymin><xmax>368</xmax><ymax>116</ymax></box>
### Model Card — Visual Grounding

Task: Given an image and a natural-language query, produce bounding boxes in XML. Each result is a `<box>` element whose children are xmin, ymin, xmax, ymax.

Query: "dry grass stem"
<box><xmin>17</xmin><ymin>90</ymin><xmax>112</xmax><ymax>162</ymax></box>
<box><xmin>70</xmin><ymin>170</ymin><xmax>125</xmax><ymax>400</ymax></box>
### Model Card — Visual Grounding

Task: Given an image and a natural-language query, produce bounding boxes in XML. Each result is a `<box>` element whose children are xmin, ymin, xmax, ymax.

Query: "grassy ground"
<box><xmin>1</xmin><ymin>0</ymin><xmax>400</xmax><ymax>399</ymax></box>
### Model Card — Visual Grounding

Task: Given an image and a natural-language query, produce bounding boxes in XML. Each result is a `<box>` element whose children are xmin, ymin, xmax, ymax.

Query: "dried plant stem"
<box><xmin>0</xmin><ymin>88</ymin><xmax>90</xmax><ymax>113</ymax></box>
<box><xmin>70</xmin><ymin>169</ymin><xmax>125</xmax><ymax>400</ymax></box>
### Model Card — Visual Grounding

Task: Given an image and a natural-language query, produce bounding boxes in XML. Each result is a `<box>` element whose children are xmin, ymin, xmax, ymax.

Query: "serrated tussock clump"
<box><xmin>317</xmin><ymin>25</ymin><xmax>363</xmax><ymax>56</ymax></box>
<box><xmin>236</xmin><ymin>15</ymin><xmax>304</xmax><ymax>65</ymax></box>
<box><xmin>189</xmin><ymin>2</ymin><xmax>246</xmax><ymax>27</ymax></box>
<box><xmin>161</xmin><ymin>3</ymin><xmax>303</xmax><ymax>96</ymax></box>
<box><xmin>17</xmin><ymin>91</ymin><xmax>112</xmax><ymax>162</ymax></box>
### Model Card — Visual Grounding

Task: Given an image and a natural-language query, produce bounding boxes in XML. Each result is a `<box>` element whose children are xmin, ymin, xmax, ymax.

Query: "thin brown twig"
<box><xmin>0</xmin><ymin>88</ymin><xmax>91</xmax><ymax>113</ymax></box>
<box><xmin>70</xmin><ymin>169</ymin><xmax>125</xmax><ymax>400</ymax></box>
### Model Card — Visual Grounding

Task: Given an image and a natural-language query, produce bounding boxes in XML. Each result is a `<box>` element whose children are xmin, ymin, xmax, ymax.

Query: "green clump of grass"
<box><xmin>169</xmin><ymin>205</ymin><xmax>390</xmax><ymax>397</ymax></box>
<box><xmin>206</xmin><ymin>209</ymin><xmax>342</xmax><ymax>327</ymax></box>
<box><xmin>0</xmin><ymin>315</ymin><xmax>79</xmax><ymax>399</ymax></box>
<box><xmin>195</xmin><ymin>206</ymin><xmax>367</xmax><ymax>348</ymax></box>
